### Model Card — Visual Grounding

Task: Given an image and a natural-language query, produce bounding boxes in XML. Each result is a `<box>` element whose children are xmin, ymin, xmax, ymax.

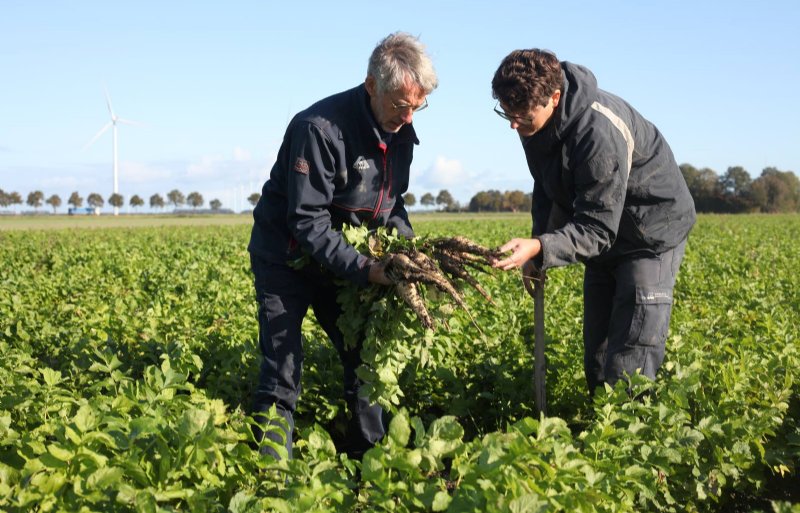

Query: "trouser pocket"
<box><xmin>606</xmin><ymin>285</ymin><xmax>674</xmax><ymax>384</ymax></box>
<box><xmin>627</xmin><ymin>286</ymin><xmax>674</xmax><ymax>348</ymax></box>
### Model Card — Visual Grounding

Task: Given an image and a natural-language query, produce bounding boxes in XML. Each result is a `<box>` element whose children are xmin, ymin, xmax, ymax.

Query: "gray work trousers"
<box><xmin>582</xmin><ymin>238</ymin><xmax>687</xmax><ymax>394</ymax></box>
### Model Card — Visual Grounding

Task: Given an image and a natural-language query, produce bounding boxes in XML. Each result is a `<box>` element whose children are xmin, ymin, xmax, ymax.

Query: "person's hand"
<box><xmin>368</xmin><ymin>260</ymin><xmax>393</xmax><ymax>285</ymax></box>
<box><xmin>491</xmin><ymin>238</ymin><xmax>542</xmax><ymax>271</ymax></box>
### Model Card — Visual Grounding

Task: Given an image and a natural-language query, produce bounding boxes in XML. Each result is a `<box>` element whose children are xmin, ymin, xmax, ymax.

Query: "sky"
<box><xmin>2</xmin><ymin>0</ymin><xmax>799</xmax><ymax>213</ymax></box>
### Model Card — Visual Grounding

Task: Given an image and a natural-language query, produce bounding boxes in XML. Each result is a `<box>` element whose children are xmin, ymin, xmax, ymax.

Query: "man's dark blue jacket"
<box><xmin>248</xmin><ymin>84</ymin><xmax>417</xmax><ymax>287</ymax></box>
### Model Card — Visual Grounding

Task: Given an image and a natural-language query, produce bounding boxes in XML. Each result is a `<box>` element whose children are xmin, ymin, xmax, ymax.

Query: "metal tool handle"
<box><xmin>533</xmin><ymin>278</ymin><xmax>546</xmax><ymax>416</ymax></box>
<box><xmin>523</xmin><ymin>269</ymin><xmax>547</xmax><ymax>416</ymax></box>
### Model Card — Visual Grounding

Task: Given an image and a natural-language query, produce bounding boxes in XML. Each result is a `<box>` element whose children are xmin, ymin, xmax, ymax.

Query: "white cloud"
<box><xmin>186</xmin><ymin>154</ymin><xmax>225</xmax><ymax>178</ymax></box>
<box><xmin>409</xmin><ymin>155</ymin><xmax>478</xmax><ymax>204</ymax></box>
<box><xmin>233</xmin><ymin>146</ymin><xmax>251</xmax><ymax>162</ymax></box>
<box><xmin>422</xmin><ymin>156</ymin><xmax>470</xmax><ymax>188</ymax></box>
<box><xmin>121</xmin><ymin>161</ymin><xmax>174</xmax><ymax>183</ymax></box>
<box><xmin>184</xmin><ymin>147</ymin><xmax>267</xmax><ymax>182</ymax></box>
<box><xmin>40</xmin><ymin>174</ymin><xmax>90</xmax><ymax>190</ymax></box>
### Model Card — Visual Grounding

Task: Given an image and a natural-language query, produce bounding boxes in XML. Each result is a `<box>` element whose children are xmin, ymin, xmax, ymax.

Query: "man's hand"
<box><xmin>491</xmin><ymin>238</ymin><xmax>542</xmax><ymax>271</ymax></box>
<box><xmin>368</xmin><ymin>260</ymin><xmax>393</xmax><ymax>286</ymax></box>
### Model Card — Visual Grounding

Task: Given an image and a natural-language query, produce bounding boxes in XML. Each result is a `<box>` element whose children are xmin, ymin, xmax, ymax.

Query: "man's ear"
<box><xmin>365</xmin><ymin>75</ymin><xmax>376</xmax><ymax>97</ymax></box>
<box><xmin>552</xmin><ymin>90</ymin><xmax>561</xmax><ymax>108</ymax></box>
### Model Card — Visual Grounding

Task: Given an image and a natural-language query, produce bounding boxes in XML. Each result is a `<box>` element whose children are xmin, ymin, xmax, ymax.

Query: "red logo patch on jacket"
<box><xmin>293</xmin><ymin>157</ymin><xmax>310</xmax><ymax>175</ymax></box>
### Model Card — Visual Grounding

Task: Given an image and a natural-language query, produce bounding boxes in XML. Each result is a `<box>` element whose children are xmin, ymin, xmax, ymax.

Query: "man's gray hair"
<box><xmin>367</xmin><ymin>32</ymin><xmax>438</xmax><ymax>94</ymax></box>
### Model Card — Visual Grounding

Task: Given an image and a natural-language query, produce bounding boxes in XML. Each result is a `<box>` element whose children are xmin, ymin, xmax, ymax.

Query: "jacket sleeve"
<box><xmin>386</xmin><ymin>193</ymin><xmax>414</xmax><ymax>238</ymax></box>
<box><xmin>537</xmin><ymin>134</ymin><xmax>629</xmax><ymax>270</ymax></box>
<box><xmin>285</xmin><ymin>121</ymin><xmax>373</xmax><ymax>286</ymax></box>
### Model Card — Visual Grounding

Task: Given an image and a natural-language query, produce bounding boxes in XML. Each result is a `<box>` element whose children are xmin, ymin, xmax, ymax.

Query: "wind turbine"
<box><xmin>84</xmin><ymin>88</ymin><xmax>140</xmax><ymax>215</ymax></box>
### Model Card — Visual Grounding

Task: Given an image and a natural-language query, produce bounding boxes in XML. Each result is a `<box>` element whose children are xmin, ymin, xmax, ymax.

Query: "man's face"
<box><xmin>497</xmin><ymin>90</ymin><xmax>560</xmax><ymax>137</ymax></box>
<box><xmin>365</xmin><ymin>75</ymin><xmax>427</xmax><ymax>133</ymax></box>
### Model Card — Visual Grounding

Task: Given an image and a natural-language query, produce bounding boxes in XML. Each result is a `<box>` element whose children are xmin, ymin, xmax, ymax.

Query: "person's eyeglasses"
<box><xmin>391</xmin><ymin>98</ymin><xmax>429</xmax><ymax>113</ymax></box>
<box><xmin>494</xmin><ymin>102</ymin><xmax>533</xmax><ymax>125</ymax></box>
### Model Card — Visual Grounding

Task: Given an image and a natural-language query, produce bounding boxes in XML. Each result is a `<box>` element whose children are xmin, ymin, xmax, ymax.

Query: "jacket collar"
<box><xmin>355</xmin><ymin>83</ymin><xmax>419</xmax><ymax>147</ymax></box>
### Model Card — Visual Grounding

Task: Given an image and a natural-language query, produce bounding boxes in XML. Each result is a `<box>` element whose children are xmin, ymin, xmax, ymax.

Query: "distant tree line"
<box><xmin>402</xmin><ymin>189</ymin><xmax>534</xmax><ymax>213</ymax></box>
<box><xmin>679</xmin><ymin>164</ymin><xmax>799</xmax><ymax>213</ymax></box>
<box><xmin>3</xmin><ymin>164</ymin><xmax>797</xmax><ymax>215</ymax></box>
<box><xmin>0</xmin><ymin>188</ymin><xmax>229</xmax><ymax>214</ymax></box>
<box><xmin>401</xmin><ymin>164</ymin><xmax>799</xmax><ymax>214</ymax></box>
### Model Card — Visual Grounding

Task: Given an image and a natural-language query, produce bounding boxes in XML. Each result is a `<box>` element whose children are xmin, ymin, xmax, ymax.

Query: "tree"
<box><xmin>27</xmin><ymin>190</ymin><xmax>44</xmax><ymax>210</ymax></box>
<box><xmin>210</xmin><ymin>199</ymin><xmax>222</xmax><ymax>211</ymax></box>
<box><xmin>130</xmin><ymin>195</ymin><xmax>144</xmax><ymax>210</ymax></box>
<box><xmin>167</xmin><ymin>189</ymin><xmax>185</xmax><ymax>209</ymax></box>
<box><xmin>150</xmin><ymin>193</ymin><xmax>165</xmax><ymax>210</ymax></box>
<box><xmin>503</xmin><ymin>190</ymin><xmax>529</xmax><ymax>212</ymax></box>
<box><xmin>761</xmin><ymin>167</ymin><xmax>800</xmax><ymax>206</ymax></box>
<box><xmin>109</xmin><ymin>193</ymin><xmax>125</xmax><ymax>210</ymax></box>
<box><xmin>469</xmin><ymin>191</ymin><xmax>490</xmax><ymax>212</ymax></box>
<box><xmin>751</xmin><ymin>174</ymin><xmax>789</xmax><ymax>213</ymax></box>
<box><xmin>187</xmin><ymin>191</ymin><xmax>204</xmax><ymax>209</ymax></box>
<box><xmin>87</xmin><ymin>193</ymin><xmax>104</xmax><ymax>209</ymax></box>
<box><xmin>435</xmin><ymin>190</ymin><xmax>455</xmax><ymax>211</ymax></box>
<box><xmin>468</xmin><ymin>190</ymin><xmax>503</xmax><ymax>212</ymax></box>
<box><xmin>420</xmin><ymin>192</ymin><xmax>435</xmax><ymax>208</ymax></box>
<box><xmin>8</xmin><ymin>192</ymin><xmax>22</xmax><ymax>211</ymax></box>
<box><xmin>489</xmin><ymin>190</ymin><xmax>505</xmax><ymax>211</ymax></box>
<box><xmin>467</xmin><ymin>189</ymin><xmax>534</xmax><ymax>212</ymax></box>
<box><xmin>248</xmin><ymin>193</ymin><xmax>261</xmax><ymax>207</ymax></box>
<box><xmin>68</xmin><ymin>191</ymin><xmax>83</xmax><ymax>209</ymax></box>
<box><xmin>680</xmin><ymin>164</ymin><xmax>722</xmax><ymax>212</ymax></box>
<box><xmin>718</xmin><ymin>166</ymin><xmax>754</xmax><ymax>212</ymax></box>
<box><xmin>721</xmin><ymin>166</ymin><xmax>752</xmax><ymax>196</ymax></box>
<box><xmin>403</xmin><ymin>192</ymin><xmax>416</xmax><ymax>207</ymax></box>
<box><xmin>0</xmin><ymin>189</ymin><xmax>9</xmax><ymax>209</ymax></box>
<box><xmin>750</xmin><ymin>167</ymin><xmax>800</xmax><ymax>213</ymax></box>
<box><xmin>46</xmin><ymin>194</ymin><xmax>62</xmax><ymax>213</ymax></box>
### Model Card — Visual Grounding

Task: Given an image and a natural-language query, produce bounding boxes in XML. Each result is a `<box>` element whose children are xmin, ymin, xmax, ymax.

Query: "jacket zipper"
<box><xmin>372</xmin><ymin>142</ymin><xmax>389</xmax><ymax>219</ymax></box>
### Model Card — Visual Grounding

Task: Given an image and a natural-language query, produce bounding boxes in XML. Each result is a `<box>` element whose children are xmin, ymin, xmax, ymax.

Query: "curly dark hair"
<box><xmin>491</xmin><ymin>49</ymin><xmax>563</xmax><ymax>112</ymax></box>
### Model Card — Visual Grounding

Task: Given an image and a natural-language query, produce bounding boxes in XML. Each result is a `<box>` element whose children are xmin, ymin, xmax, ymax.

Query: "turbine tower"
<box><xmin>84</xmin><ymin>88</ymin><xmax>139</xmax><ymax>215</ymax></box>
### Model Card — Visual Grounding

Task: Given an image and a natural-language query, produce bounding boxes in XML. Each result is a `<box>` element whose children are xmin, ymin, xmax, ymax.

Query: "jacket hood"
<box><xmin>552</xmin><ymin>62</ymin><xmax>597</xmax><ymax>140</ymax></box>
<box><xmin>524</xmin><ymin>62</ymin><xmax>598</xmax><ymax>151</ymax></box>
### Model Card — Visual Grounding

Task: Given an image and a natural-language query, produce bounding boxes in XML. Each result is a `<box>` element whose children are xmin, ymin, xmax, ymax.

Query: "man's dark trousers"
<box><xmin>250</xmin><ymin>254</ymin><xmax>385</xmax><ymax>459</ymax></box>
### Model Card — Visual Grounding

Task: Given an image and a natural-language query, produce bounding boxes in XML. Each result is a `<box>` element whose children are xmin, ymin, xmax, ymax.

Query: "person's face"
<box><xmin>365</xmin><ymin>75</ymin><xmax>428</xmax><ymax>133</ymax></box>
<box><xmin>497</xmin><ymin>90</ymin><xmax>561</xmax><ymax>137</ymax></box>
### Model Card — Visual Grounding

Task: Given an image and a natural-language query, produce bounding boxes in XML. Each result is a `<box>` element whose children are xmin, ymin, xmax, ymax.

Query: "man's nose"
<box><xmin>400</xmin><ymin>109</ymin><xmax>414</xmax><ymax>124</ymax></box>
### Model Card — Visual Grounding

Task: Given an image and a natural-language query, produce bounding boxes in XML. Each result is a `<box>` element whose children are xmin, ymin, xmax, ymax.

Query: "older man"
<box><xmin>248</xmin><ymin>32</ymin><xmax>437</xmax><ymax>458</ymax></box>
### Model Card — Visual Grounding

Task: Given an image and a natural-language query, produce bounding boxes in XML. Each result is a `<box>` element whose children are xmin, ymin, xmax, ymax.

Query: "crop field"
<box><xmin>1</xmin><ymin>214</ymin><xmax>798</xmax><ymax>512</ymax></box>
<box><xmin>0</xmin><ymin>213</ymin><xmax>254</xmax><ymax>231</ymax></box>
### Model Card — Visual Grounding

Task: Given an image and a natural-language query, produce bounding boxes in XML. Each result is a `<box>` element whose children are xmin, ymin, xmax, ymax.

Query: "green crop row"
<box><xmin>0</xmin><ymin>215</ymin><xmax>798</xmax><ymax>512</ymax></box>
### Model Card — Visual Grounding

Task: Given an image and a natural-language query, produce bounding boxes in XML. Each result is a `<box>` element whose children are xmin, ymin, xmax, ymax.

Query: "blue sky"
<box><xmin>2</xmin><ymin>0</ymin><xmax>799</xmax><ymax>212</ymax></box>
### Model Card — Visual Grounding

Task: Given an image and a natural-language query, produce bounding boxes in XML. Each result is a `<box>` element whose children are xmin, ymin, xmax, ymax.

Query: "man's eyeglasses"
<box><xmin>392</xmin><ymin>98</ymin><xmax>429</xmax><ymax>113</ymax></box>
<box><xmin>494</xmin><ymin>102</ymin><xmax>533</xmax><ymax>125</ymax></box>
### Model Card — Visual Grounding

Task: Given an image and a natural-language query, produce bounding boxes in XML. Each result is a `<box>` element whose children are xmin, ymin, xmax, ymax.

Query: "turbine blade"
<box><xmin>83</xmin><ymin>122</ymin><xmax>112</xmax><ymax>151</ymax></box>
<box><xmin>103</xmin><ymin>86</ymin><xmax>116</xmax><ymax>118</ymax></box>
<box><xmin>117</xmin><ymin>117</ymin><xmax>143</xmax><ymax>127</ymax></box>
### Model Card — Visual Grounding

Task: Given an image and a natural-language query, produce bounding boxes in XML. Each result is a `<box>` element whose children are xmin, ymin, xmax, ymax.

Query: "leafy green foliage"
<box><xmin>335</xmin><ymin>225</ymin><xmax>491</xmax><ymax>411</ymax></box>
<box><xmin>0</xmin><ymin>214</ymin><xmax>798</xmax><ymax>511</ymax></box>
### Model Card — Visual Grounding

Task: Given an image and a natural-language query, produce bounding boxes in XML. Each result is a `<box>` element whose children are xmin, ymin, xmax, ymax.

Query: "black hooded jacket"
<box><xmin>525</xmin><ymin>62</ymin><xmax>696</xmax><ymax>269</ymax></box>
